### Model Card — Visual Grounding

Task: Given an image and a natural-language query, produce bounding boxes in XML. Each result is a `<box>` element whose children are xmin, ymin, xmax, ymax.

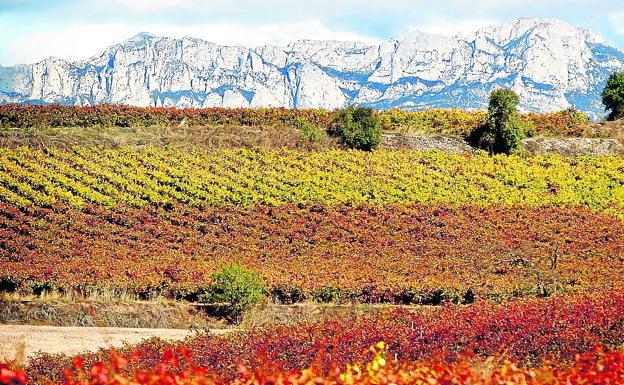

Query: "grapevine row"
<box><xmin>1</xmin><ymin>203</ymin><xmax>622</xmax><ymax>300</ymax></box>
<box><xmin>0</xmin><ymin>148</ymin><xmax>622</xmax><ymax>212</ymax></box>
<box><xmin>0</xmin><ymin>104</ymin><xmax>591</xmax><ymax>137</ymax></box>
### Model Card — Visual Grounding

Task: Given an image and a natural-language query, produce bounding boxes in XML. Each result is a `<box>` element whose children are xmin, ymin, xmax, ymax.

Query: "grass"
<box><xmin>0</xmin><ymin>289</ymin><xmax>435</xmax><ymax>329</ymax></box>
<box><xmin>0</xmin><ymin>291</ymin><xmax>220</xmax><ymax>329</ymax></box>
<box><xmin>0</xmin><ymin>124</ymin><xmax>339</xmax><ymax>150</ymax></box>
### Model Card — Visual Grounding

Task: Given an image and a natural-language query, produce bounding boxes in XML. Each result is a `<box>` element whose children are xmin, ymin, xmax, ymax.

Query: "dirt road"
<box><xmin>0</xmin><ymin>325</ymin><xmax>213</xmax><ymax>361</ymax></box>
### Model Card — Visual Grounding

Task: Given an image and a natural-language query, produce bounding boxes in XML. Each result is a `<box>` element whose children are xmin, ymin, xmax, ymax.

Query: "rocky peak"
<box><xmin>0</xmin><ymin>18</ymin><xmax>622</xmax><ymax>118</ymax></box>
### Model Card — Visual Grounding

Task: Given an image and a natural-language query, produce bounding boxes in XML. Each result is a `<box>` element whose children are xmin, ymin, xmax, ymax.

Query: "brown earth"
<box><xmin>0</xmin><ymin>325</ymin><xmax>205</xmax><ymax>362</ymax></box>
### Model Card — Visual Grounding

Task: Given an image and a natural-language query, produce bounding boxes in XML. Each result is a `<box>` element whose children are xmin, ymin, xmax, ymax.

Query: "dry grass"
<box><xmin>1</xmin><ymin>291</ymin><xmax>428</xmax><ymax>330</ymax></box>
<box><xmin>580</xmin><ymin>119</ymin><xmax>624</xmax><ymax>143</ymax></box>
<box><xmin>0</xmin><ymin>124</ymin><xmax>339</xmax><ymax>150</ymax></box>
<box><xmin>239</xmin><ymin>301</ymin><xmax>425</xmax><ymax>329</ymax></box>
<box><xmin>0</xmin><ymin>289</ymin><xmax>147</xmax><ymax>304</ymax></box>
<box><xmin>0</xmin><ymin>292</ymin><xmax>222</xmax><ymax>329</ymax></box>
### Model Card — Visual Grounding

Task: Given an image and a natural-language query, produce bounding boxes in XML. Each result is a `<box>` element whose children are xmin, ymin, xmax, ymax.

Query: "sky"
<box><xmin>0</xmin><ymin>0</ymin><xmax>623</xmax><ymax>66</ymax></box>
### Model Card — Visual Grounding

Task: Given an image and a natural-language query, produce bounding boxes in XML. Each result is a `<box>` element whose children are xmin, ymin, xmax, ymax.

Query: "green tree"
<box><xmin>331</xmin><ymin>106</ymin><xmax>382</xmax><ymax>151</ymax></box>
<box><xmin>469</xmin><ymin>88</ymin><xmax>529</xmax><ymax>154</ymax></box>
<box><xmin>203</xmin><ymin>264</ymin><xmax>266</xmax><ymax>323</ymax></box>
<box><xmin>602</xmin><ymin>72</ymin><xmax>624</xmax><ymax>121</ymax></box>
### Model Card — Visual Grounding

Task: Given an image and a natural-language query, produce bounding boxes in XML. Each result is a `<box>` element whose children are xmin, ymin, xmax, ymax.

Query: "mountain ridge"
<box><xmin>1</xmin><ymin>18</ymin><xmax>623</xmax><ymax>118</ymax></box>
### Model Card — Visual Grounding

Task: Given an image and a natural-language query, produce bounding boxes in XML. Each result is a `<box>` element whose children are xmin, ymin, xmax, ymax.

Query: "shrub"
<box><xmin>331</xmin><ymin>107</ymin><xmax>382</xmax><ymax>150</ymax></box>
<box><xmin>523</xmin><ymin>108</ymin><xmax>588</xmax><ymax>137</ymax></box>
<box><xmin>293</xmin><ymin>118</ymin><xmax>326</xmax><ymax>145</ymax></box>
<box><xmin>602</xmin><ymin>72</ymin><xmax>624</xmax><ymax>121</ymax></box>
<box><xmin>203</xmin><ymin>264</ymin><xmax>265</xmax><ymax>323</ymax></box>
<box><xmin>469</xmin><ymin>88</ymin><xmax>527</xmax><ymax>154</ymax></box>
<box><xmin>0</xmin><ymin>105</ymin><xmax>594</xmax><ymax>138</ymax></box>
<box><xmin>312</xmin><ymin>286</ymin><xmax>344</xmax><ymax>302</ymax></box>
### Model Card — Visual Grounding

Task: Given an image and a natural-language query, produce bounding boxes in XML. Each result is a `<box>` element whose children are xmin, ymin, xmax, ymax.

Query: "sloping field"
<box><xmin>0</xmin><ymin>147</ymin><xmax>623</xmax><ymax>301</ymax></box>
<box><xmin>0</xmin><ymin>147</ymin><xmax>622</xmax><ymax>209</ymax></box>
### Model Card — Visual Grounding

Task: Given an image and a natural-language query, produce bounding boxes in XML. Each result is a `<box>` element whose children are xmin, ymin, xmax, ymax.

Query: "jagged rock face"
<box><xmin>1</xmin><ymin>18</ymin><xmax>623</xmax><ymax>118</ymax></box>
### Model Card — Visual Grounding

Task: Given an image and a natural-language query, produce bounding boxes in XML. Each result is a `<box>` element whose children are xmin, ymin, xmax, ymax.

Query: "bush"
<box><xmin>293</xmin><ymin>118</ymin><xmax>326</xmax><ymax>145</ymax></box>
<box><xmin>602</xmin><ymin>72</ymin><xmax>624</xmax><ymax>121</ymax></box>
<box><xmin>203</xmin><ymin>264</ymin><xmax>266</xmax><ymax>323</ymax></box>
<box><xmin>469</xmin><ymin>88</ymin><xmax>527</xmax><ymax>154</ymax></box>
<box><xmin>312</xmin><ymin>286</ymin><xmax>344</xmax><ymax>303</ymax></box>
<box><xmin>522</xmin><ymin>108</ymin><xmax>588</xmax><ymax>137</ymax></box>
<box><xmin>331</xmin><ymin>107</ymin><xmax>382</xmax><ymax>150</ymax></box>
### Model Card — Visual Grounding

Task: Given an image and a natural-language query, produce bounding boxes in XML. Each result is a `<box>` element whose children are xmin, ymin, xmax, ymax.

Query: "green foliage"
<box><xmin>602</xmin><ymin>72</ymin><xmax>624</xmax><ymax>121</ymax></box>
<box><xmin>331</xmin><ymin>107</ymin><xmax>382</xmax><ymax>150</ymax></box>
<box><xmin>293</xmin><ymin>118</ymin><xmax>326</xmax><ymax>144</ymax></box>
<box><xmin>312</xmin><ymin>286</ymin><xmax>344</xmax><ymax>303</ymax></box>
<box><xmin>469</xmin><ymin>88</ymin><xmax>527</xmax><ymax>154</ymax></box>
<box><xmin>203</xmin><ymin>264</ymin><xmax>266</xmax><ymax>323</ymax></box>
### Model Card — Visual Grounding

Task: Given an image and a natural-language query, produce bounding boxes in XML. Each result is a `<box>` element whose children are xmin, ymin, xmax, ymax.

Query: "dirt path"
<box><xmin>0</xmin><ymin>325</ymin><xmax>226</xmax><ymax>361</ymax></box>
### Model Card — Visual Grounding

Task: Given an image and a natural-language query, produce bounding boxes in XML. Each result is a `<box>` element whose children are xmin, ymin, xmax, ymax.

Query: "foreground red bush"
<box><xmin>0</xmin><ymin>365</ymin><xmax>27</xmax><ymax>385</ymax></box>
<box><xmin>26</xmin><ymin>291</ymin><xmax>624</xmax><ymax>382</ymax></box>
<box><xmin>4</xmin><ymin>344</ymin><xmax>623</xmax><ymax>385</ymax></box>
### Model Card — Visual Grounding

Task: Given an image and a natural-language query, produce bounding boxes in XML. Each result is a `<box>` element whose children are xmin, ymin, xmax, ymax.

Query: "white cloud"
<box><xmin>3</xmin><ymin>20</ymin><xmax>381</xmax><ymax>65</ymax></box>
<box><xmin>1</xmin><ymin>0</ymin><xmax>620</xmax><ymax>65</ymax></box>
<box><xmin>96</xmin><ymin>0</ymin><xmax>202</xmax><ymax>11</ymax></box>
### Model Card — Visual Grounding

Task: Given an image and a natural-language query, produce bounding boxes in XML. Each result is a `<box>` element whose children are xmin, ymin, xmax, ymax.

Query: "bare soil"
<box><xmin>0</xmin><ymin>325</ymin><xmax>204</xmax><ymax>361</ymax></box>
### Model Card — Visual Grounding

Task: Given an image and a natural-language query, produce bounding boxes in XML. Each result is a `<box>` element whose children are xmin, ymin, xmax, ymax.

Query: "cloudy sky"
<box><xmin>0</xmin><ymin>0</ymin><xmax>622</xmax><ymax>66</ymax></box>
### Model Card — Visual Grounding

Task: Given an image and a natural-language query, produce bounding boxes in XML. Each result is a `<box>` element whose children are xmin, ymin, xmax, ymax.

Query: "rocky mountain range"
<box><xmin>1</xmin><ymin>18</ymin><xmax>624</xmax><ymax>118</ymax></box>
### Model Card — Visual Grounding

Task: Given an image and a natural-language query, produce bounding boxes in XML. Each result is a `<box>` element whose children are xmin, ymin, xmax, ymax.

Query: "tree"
<box><xmin>331</xmin><ymin>107</ymin><xmax>382</xmax><ymax>151</ymax></box>
<box><xmin>602</xmin><ymin>71</ymin><xmax>624</xmax><ymax>121</ymax></box>
<box><xmin>468</xmin><ymin>88</ymin><xmax>530</xmax><ymax>154</ymax></box>
<box><xmin>203</xmin><ymin>264</ymin><xmax>266</xmax><ymax>324</ymax></box>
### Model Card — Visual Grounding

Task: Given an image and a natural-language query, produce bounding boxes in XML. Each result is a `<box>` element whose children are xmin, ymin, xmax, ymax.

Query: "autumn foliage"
<box><xmin>1</xmin><ymin>147</ymin><xmax>623</xmax><ymax>212</ymax></box>
<box><xmin>0</xmin><ymin>105</ymin><xmax>621</xmax><ymax>385</ymax></box>
<box><xmin>0</xmin><ymin>104</ymin><xmax>592</xmax><ymax>137</ymax></box>
<box><xmin>5</xmin><ymin>343</ymin><xmax>624</xmax><ymax>385</ymax></box>
<box><xmin>1</xmin><ymin>203</ymin><xmax>623</xmax><ymax>300</ymax></box>
<box><xmin>23</xmin><ymin>291</ymin><xmax>624</xmax><ymax>382</ymax></box>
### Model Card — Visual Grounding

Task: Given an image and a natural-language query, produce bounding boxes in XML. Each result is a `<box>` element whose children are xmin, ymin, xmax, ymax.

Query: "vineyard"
<box><xmin>0</xmin><ymin>106</ymin><xmax>624</xmax><ymax>385</ymax></box>
<box><xmin>5</xmin><ymin>345</ymin><xmax>624</xmax><ymax>385</ymax></box>
<box><xmin>1</xmin><ymin>203</ymin><xmax>623</xmax><ymax>300</ymax></box>
<box><xmin>0</xmin><ymin>146</ymin><xmax>623</xmax><ymax>300</ymax></box>
<box><xmin>0</xmin><ymin>104</ymin><xmax>594</xmax><ymax>137</ymax></box>
<box><xmin>0</xmin><ymin>148</ymin><xmax>623</xmax><ymax>210</ymax></box>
